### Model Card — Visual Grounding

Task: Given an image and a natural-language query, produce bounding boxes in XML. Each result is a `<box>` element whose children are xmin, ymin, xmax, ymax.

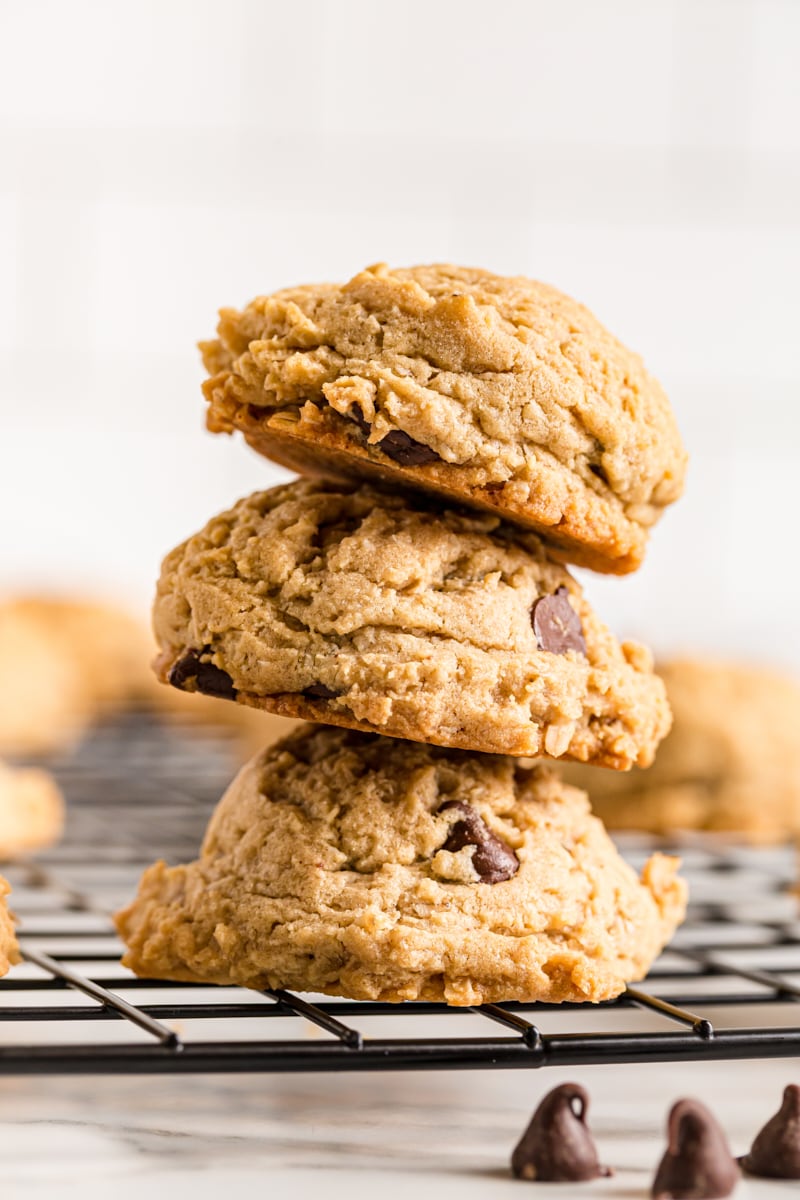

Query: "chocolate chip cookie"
<box><xmin>153</xmin><ymin>479</ymin><xmax>671</xmax><ymax>768</ymax></box>
<box><xmin>0</xmin><ymin>760</ymin><xmax>64</xmax><ymax>858</ymax></box>
<box><xmin>115</xmin><ymin>726</ymin><xmax>686</xmax><ymax>1004</ymax></box>
<box><xmin>563</xmin><ymin>659</ymin><xmax>800</xmax><ymax>841</ymax></box>
<box><xmin>201</xmin><ymin>263</ymin><xmax>687</xmax><ymax>575</ymax></box>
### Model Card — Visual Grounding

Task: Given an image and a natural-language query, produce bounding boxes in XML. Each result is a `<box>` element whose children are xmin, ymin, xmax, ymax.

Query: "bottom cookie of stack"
<box><xmin>115</xmin><ymin>726</ymin><xmax>687</xmax><ymax>1006</ymax></box>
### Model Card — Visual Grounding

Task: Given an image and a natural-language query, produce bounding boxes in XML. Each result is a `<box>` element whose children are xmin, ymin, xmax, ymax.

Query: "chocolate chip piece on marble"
<box><xmin>378</xmin><ymin>429</ymin><xmax>441</xmax><ymax>466</ymax></box>
<box><xmin>438</xmin><ymin>800</ymin><xmax>519</xmax><ymax>884</ymax></box>
<box><xmin>168</xmin><ymin>649</ymin><xmax>237</xmax><ymax>700</ymax></box>
<box><xmin>303</xmin><ymin>683</ymin><xmax>340</xmax><ymax>700</ymax></box>
<box><xmin>511</xmin><ymin>1083</ymin><xmax>612</xmax><ymax>1182</ymax></box>
<box><xmin>531</xmin><ymin>586</ymin><xmax>587</xmax><ymax>656</ymax></box>
<box><xmin>652</xmin><ymin>1099</ymin><xmax>739</xmax><ymax>1199</ymax></box>
<box><xmin>740</xmin><ymin>1085</ymin><xmax>800</xmax><ymax>1179</ymax></box>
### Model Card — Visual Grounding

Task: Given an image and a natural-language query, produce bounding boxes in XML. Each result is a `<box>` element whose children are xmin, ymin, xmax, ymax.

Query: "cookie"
<box><xmin>152</xmin><ymin>478</ymin><xmax>671</xmax><ymax>769</ymax></box>
<box><xmin>200</xmin><ymin>263</ymin><xmax>687</xmax><ymax>575</ymax></box>
<box><xmin>115</xmin><ymin>726</ymin><xmax>686</xmax><ymax>1004</ymax></box>
<box><xmin>0</xmin><ymin>875</ymin><xmax>18</xmax><ymax>976</ymax></box>
<box><xmin>0</xmin><ymin>596</ymin><xmax>155</xmax><ymax>757</ymax></box>
<box><xmin>0</xmin><ymin>761</ymin><xmax>64</xmax><ymax>858</ymax></box>
<box><xmin>562</xmin><ymin>659</ymin><xmax>800</xmax><ymax>841</ymax></box>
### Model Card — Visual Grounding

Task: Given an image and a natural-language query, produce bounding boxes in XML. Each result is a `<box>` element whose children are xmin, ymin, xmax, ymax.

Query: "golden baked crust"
<box><xmin>562</xmin><ymin>659</ymin><xmax>800</xmax><ymax>841</ymax></box>
<box><xmin>201</xmin><ymin>263</ymin><xmax>687</xmax><ymax>574</ymax></box>
<box><xmin>0</xmin><ymin>761</ymin><xmax>64</xmax><ymax>858</ymax></box>
<box><xmin>116</xmin><ymin>726</ymin><xmax>686</xmax><ymax>1005</ymax></box>
<box><xmin>0</xmin><ymin>875</ymin><xmax>20</xmax><ymax>976</ymax></box>
<box><xmin>152</xmin><ymin>479</ymin><xmax>671</xmax><ymax>769</ymax></box>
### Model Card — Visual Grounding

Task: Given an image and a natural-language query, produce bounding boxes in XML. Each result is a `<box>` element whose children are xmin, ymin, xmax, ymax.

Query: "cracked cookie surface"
<box><xmin>115</xmin><ymin>725</ymin><xmax>687</xmax><ymax>1004</ymax></box>
<box><xmin>563</xmin><ymin>659</ymin><xmax>800</xmax><ymax>842</ymax></box>
<box><xmin>152</xmin><ymin>479</ymin><xmax>670</xmax><ymax>768</ymax></box>
<box><xmin>201</xmin><ymin>262</ymin><xmax>687</xmax><ymax>574</ymax></box>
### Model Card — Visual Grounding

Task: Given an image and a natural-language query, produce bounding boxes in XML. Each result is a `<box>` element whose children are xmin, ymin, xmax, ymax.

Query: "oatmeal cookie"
<box><xmin>153</xmin><ymin>479</ymin><xmax>670</xmax><ymax>768</ymax></box>
<box><xmin>201</xmin><ymin>263</ymin><xmax>687</xmax><ymax>574</ymax></box>
<box><xmin>116</xmin><ymin>726</ymin><xmax>686</xmax><ymax>1004</ymax></box>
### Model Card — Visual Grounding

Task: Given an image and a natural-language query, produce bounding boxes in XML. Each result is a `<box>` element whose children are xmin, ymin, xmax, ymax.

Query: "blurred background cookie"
<box><xmin>0</xmin><ymin>760</ymin><xmax>64</xmax><ymax>858</ymax></box>
<box><xmin>563</xmin><ymin>658</ymin><xmax>800</xmax><ymax>842</ymax></box>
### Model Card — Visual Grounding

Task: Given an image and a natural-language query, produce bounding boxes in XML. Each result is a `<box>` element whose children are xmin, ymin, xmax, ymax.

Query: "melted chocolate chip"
<box><xmin>379</xmin><ymin>429</ymin><xmax>441</xmax><ymax>466</ymax></box>
<box><xmin>348</xmin><ymin>404</ymin><xmax>372</xmax><ymax>437</ymax></box>
<box><xmin>511</xmin><ymin>1083</ymin><xmax>612</xmax><ymax>1182</ymax></box>
<box><xmin>740</xmin><ymin>1085</ymin><xmax>800</xmax><ymax>1179</ymax></box>
<box><xmin>652</xmin><ymin>1099</ymin><xmax>739</xmax><ymax>1200</ymax></box>
<box><xmin>438</xmin><ymin>800</ymin><xmax>519</xmax><ymax>884</ymax></box>
<box><xmin>168</xmin><ymin>649</ymin><xmax>237</xmax><ymax>700</ymax></box>
<box><xmin>303</xmin><ymin>683</ymin><xmax>340</xmax><ymax>700</ymax></box>
<box><xmin>531</xmin><ymin>586</ymin><xmax>587</xmax><ymax>656</ymax></box>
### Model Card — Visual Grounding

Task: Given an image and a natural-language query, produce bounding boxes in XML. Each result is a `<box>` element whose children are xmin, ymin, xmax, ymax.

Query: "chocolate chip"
<box><xmin>303</xmin><ymin>683</ymin><xmax>340</xmax><ymax>700</ymax></box>
<box><xmin>652</xmin><ymin>1099</ymin><xmax>739</xmax><ymax>1199</ymax></box>
<box><xmin>589</xmin><ymin>462</ymin><xmax>609</xmax><ymax>485</ymax></box>
<box><xmin>168</xmin><ymin>649</ymin><xmax>237</xmax><ymax>700</ymax></box>
<box><xmin>438</xmin><ymin>800</ymin><xmax>519</xmax><ymax>884</ymax></box>
<box><xmin>348</xmin><ymin>404</ymin><xmax>372</xmax><ymax>437</ymax></box>
<box><xmin>379</xmin><ymin>429</ymin><xmax>440</xmax><ymax>466</ymax></box>
<box><xmin>511</xmin><ymin>1083</ymin><xmax>612</xmax><ymax>1182</ymax></box>
<box><xmin>531</xmin><ymin>586</ymin><xmax>587</xmax><ymax>656</ymax></box>
<box><xmin>740</xmin><ymin>1085</ymin><xmax>800</xmax><ymax>1178</ymax></box>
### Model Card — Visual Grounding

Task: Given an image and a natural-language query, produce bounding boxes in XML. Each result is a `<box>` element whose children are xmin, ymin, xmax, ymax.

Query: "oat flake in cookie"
<box><xmin>200</xmin><ymin>263</ymin><xmax>687</xmax><ymax>575</ymax></box>
<box><xmin>115</xmin><ymin>726</ymin><xmax>687</xmax><ymax>1005</ymax></box>
<box><xmin>152</xmin><ymin>478</ymin><xmax>671</xmax><ymax>768</ymax></box>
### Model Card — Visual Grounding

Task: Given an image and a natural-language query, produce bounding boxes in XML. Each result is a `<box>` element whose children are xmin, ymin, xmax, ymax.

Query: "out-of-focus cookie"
<box><xmin>115</xmin><ymin>725</ymin><xmax>686</xmax><ymax>1005</ymax></box>
<box><xmin>0</xmin><ymin>761</ymin><xmax>64</xmax><ymax>858</ymax></box>
<box><xmin>152</xmin><ymin>479</ymin><xmax>671</xmax><ymax>769</ymax></box>
<box><xmin>201</xmin><ymin>263</ymin><xmax>687</xmax><ymax>575</ymax></box>
<box><xmin>562</xmin><ymin>659</ymin><xmax>800</xmax><ymax>841</ymax></box>
<box><xmin>0</xmin><ymin>876</ymin><xmax>20</xmax><ymax>975</ymax></box>
<box><xmin>0</xmin><ymin>596</ymin><xmax>155</xmax><ymax>757</ymax></box>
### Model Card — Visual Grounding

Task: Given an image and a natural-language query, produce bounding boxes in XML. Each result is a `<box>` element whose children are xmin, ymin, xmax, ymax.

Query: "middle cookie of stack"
<box><xmin>154</xmin><ymin>478</ymin><xmax>670</xmax><ymax>769</ymax></box>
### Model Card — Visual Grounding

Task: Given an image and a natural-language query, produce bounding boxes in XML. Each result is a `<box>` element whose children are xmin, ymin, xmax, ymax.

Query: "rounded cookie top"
<box><xmin>562</xmin><ymin>658</ymin><xmax>800</xmax><ymax>841</ymax></box>
<box><xmin>201</xmin><ymin>263</ymin><xmax>687</xmax><ymax>574</ymax></box>
<box><xmin>116</xmin><ymin>725</ymin><xmax>686</xmax><ymax>1005</ymax></box>
<box><xmin>153</xmin><ymin>478</ymin><xmax>671</xmax><ymax>768</ymax></box>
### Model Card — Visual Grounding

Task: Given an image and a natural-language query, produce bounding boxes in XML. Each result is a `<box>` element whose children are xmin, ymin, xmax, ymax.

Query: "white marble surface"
<box><xmin>1</xmin><ymin>1056</ymin><xmax>797</xmax><ymax>1198</ymax></box>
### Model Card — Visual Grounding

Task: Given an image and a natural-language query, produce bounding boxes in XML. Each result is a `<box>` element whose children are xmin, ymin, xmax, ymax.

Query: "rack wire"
<box><xmin>2</xmin><ymin>712</ymin><xmax>800</xmax><ymax>1075</ymax></box>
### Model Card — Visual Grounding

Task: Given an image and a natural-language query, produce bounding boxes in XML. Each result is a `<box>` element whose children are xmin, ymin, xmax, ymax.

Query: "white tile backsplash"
<box><xmin>2</xmin><ymin>0</ymin><xmax>799</xmax><ymax>668</ymax></box>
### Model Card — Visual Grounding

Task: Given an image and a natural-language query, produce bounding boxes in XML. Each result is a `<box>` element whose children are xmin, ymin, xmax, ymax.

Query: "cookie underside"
<box><xmin>239</xmin><ymin>411</ymin><xmax>646</xmax><ymax>576</ymax></box>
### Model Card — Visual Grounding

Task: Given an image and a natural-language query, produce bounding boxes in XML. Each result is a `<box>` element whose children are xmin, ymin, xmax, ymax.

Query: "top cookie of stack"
<box><xmin>201</xmin><ymin>262</ymin><xmax>687</xmax><ymax>575</ymax></box>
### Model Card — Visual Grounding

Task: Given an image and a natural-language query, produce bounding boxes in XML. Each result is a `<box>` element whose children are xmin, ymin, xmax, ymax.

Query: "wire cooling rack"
<box><xmin>2</xmin><ymin>711</ymin><xmax>800</xmax><ymax>1075</ymax></box>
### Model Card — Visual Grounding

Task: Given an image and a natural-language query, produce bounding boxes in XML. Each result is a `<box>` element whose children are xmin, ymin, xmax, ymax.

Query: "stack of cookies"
<box><xmin>117</xmin><ymin>263</ymin><xmax>689</xmax><ymax>1005</ymax></box>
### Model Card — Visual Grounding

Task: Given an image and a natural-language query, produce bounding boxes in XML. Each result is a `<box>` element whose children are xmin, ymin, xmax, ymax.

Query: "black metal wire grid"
<box><xmin>2</xmin><ymin>711</ymin><xmax>800</xmax><ymax>1075</ymax></box>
